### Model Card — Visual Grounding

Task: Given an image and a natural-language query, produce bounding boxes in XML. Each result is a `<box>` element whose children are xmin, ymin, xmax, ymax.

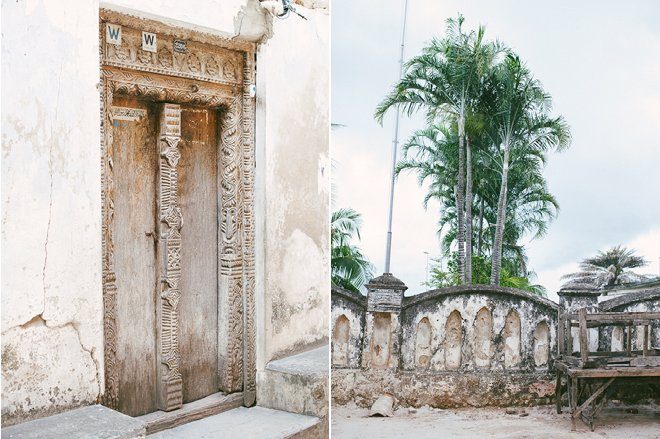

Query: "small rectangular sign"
<box><xmin>173</xmin><ymin>40</ymin><xmax>187</xmax><ymax>53</ymax></box>
<box><xmin>111</xmin><ymin>106</ymin><xmax>147</xmax><ymax>121</ymax></box>
<box><xmin>142</xmin><ymin>31</ymin><xmax>157</xmax><ymax>53</ymax></box>
<box><xmin>106</xmin><ymin>23</ymin><xmax>122</xmax><ymax>45</ymax></box>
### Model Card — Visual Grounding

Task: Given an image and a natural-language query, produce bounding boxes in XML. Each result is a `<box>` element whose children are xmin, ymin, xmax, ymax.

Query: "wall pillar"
<box><xmin>361</xmin><ymin>273</ymin><xmax>407</xmax><ymax>369</ymax></box>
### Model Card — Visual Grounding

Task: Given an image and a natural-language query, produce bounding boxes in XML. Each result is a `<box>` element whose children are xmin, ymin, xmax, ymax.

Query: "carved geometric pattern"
<box><xmin>100</xmin><ymin>8</ymin><xmax>257</xmax><ymax>412</ymax></box>
<box><xmin>241</xmin><ymin>52</ymin><xmax>257</xmax><ymax>406</ymax></box>
<box><xmin>100</xmin><ymin>11</ymin><xmax>246</xmax><ymax>87</ymax></box>
<box><xmin>157</xmin><ymin>103</ymin><xmax>183</xmax><ymax>411</ymax></box>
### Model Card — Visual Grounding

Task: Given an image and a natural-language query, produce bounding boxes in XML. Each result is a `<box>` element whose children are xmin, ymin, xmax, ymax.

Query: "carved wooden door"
<box><xmin>111</xmin><ymin>97</ymin><xmax>220</xmax><ymax>416</ymax></box>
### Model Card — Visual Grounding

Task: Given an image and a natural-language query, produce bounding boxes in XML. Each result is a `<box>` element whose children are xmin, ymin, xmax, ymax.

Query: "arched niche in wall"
<box><xmin>415</xmin><ymin>317</ymin><xmax>432</xmax><ymax>368</ymax></box>
<box><xmin>444</xmin><ymin>310</ymin><xmax>463</xmax><ymax>371</ymax></box>
<box><xmin>611</xmin><ymin>326</ymin><xmax>624</xmax><ymax>352</ymax></box>
<box><xmin>332</xmin><ymin>315</ymin><xmax>350</xmax><ymax>367</ymax></box>
<box><xmin>371</xmin><ymin>312</ymin><xmax>392</xmax><ymax>368</ymax></box>
<box><xmin>533</xmin><ymin>321</ymin><xmax>550</xmax><ymax>367</ymax></box>
<box><xmin>474</xmin><ymin>307</ymin><xmax>492</xmax><ymax>369</ymax></box>
<box><xmin>503</xmin><ymin>309</ymin><xmax>521</xmax><ymax>368</ymax></box>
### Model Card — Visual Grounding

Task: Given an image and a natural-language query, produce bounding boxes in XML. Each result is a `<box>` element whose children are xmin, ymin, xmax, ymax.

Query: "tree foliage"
<box><xmin>561</xmin><ymin>245</ymin><xmax>650</xmax><ymax>290</ymax></box>
<box><xmin>331</xmin><ymin>208</ymin><xmax>374</xmax><ymax>293</ymax></box>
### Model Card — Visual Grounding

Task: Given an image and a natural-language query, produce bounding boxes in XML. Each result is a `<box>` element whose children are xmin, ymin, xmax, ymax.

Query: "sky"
<box><xmin>331</xmin><ymin>0</ymin><xmax>660</xmax><ymax>302</ymax></box>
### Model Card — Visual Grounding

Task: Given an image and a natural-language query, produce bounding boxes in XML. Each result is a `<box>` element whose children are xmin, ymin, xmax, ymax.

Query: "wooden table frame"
<box><xmin>555</xmin><ymin>309</ymin><xmax>660</xmax><ymax>431</ymax></box>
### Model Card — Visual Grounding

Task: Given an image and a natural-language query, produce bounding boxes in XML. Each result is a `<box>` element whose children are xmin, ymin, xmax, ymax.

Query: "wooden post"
<box><xmin>555</xmin><ymin>370</ymin><xmax>563</xmax><ymax>414</ymax></box>
<box><xmin>567</xmin><ymin>318</ymin><xmax>573</xmax><ymax>356</ymax></box>
<box><xmin>626</xmin><ymin>324</ymin><xmax>632</xmax><ymax>357</ymax></box>
<box><xmin>570</xmin><ymin>377</ymin><xmax>578</xmax><ymax>431</ymax></box>
<box><xmin>558</xmin><ymin>312</ymin><xmax>565</xmax><ymax>358</ymax></box>
<box><xmin>643</xmin><ymin>325</ymin><xmax>649</xmax><ymax>357</ymax></box>
<box><xmin>579</xmin><ymin>308</ymin><xmax>588</xmax><ymax>364</ymax></box>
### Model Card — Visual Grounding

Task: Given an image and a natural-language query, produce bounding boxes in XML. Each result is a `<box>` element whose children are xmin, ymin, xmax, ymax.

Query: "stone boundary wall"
<box><xmin>331</xmin><ymin>280</ymin><xmax>660</xmax><ymax>409</ymax></box>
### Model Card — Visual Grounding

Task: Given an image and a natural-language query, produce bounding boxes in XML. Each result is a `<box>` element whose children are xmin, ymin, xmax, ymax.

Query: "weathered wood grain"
<box><xmin>178</xmin><ymin>106</ymin><xmax>220</xmax><ymax>403</ymax></box>
<box><xmin>111</xmin><ymin>96</ymin><xmax>159</xmax><ymax>416</ymax></box>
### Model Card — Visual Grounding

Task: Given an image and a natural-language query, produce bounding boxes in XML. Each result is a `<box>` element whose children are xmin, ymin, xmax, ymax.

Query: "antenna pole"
<box><xmin>384</xmin><ymin>0</ymin><xmax>409</xmax><ymax>273</ymax></box>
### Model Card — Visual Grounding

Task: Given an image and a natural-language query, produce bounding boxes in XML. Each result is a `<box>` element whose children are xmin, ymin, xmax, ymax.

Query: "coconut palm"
<box><xmin>561</xmin><ymin>246</ymin><xmax>650</xmax><ymax>290</ymax></box>
<box><xmin>485</xmin><ymin>54</ymin><xmax>570</xmax><ymax>284</ymax></box>
<box><xmin>375</xmin><ymin>14</ymin><xmax>501</xmax><ymax>284</ymax></box>
<box><xmin>331</xmin><ymin>208</ymin><xmax>375</xmax><ymax>293</ymax></box>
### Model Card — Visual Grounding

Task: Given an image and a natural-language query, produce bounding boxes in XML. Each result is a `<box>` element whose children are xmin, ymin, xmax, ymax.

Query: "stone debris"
<box><xmin>369</xmin><ymin>394</ymin><xmax>395</xmax><ymax>417</ymax></box>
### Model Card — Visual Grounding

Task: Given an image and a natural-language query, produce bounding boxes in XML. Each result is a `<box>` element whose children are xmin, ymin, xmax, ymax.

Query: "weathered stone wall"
<box><xmin>2</xmin><ymin>0</ymin><xmax>328</xmax><ymax>425</ymax></box>
<box><xmin>401</xmin><ymin>286</ymin><xmax>558</xmax><ymax>372</ymax></box>
<box><xmin>331</xmin><ymin>284</ymin><xmax>560</xmax><ymax>408</ymax></box>
<box><xmin>598</xmin><ymin>290</ymin><xmax>660</xmax><ymax>353</ymax></box>
<box><xmin>332</xmin><ymin>282</ymin><xmax>660</xmax><ymax>409</ymax></box>
<box><xmin>331</xmin><ymin>287</ymin><xmax>366</xmax><ymax>369</ymax></box>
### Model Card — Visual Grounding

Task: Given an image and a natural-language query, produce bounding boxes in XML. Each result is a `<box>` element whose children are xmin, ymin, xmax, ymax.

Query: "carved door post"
<box><xmin>156</xmin><ymin>103</ymin><xmax>184</xmax><ymax>411</ymax></box>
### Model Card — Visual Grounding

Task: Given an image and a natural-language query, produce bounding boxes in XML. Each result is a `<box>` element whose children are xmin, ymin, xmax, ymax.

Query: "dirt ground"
<box><xmin>331</xmin><ymin>403</ymin><xmax>660</xmax><ymax>438</ymax></box>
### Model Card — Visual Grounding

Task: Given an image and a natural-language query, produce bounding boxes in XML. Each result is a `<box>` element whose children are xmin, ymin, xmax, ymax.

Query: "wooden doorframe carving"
<box><xmin>99</xmin><ymin>8</ymin><xmax>257</xmax><ymax>411</ymax></box>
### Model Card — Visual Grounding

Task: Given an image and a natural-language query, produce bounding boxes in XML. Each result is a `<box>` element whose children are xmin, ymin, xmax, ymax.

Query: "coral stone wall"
<box><xmin>401</xmin><ymin>286</ymin><xmax>558</xmax><ymax>372</ymax></box>
<box><xmin>332</xmin><ymin>283</ymin><xmax>660</xmax><ymax>409</ymax></box>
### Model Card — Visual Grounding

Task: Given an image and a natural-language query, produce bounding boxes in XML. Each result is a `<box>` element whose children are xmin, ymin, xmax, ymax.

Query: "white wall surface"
<box><xmin>2</xmin><ymin>0</ymin><xmax>329</xmax><ymax>425</ymax></box>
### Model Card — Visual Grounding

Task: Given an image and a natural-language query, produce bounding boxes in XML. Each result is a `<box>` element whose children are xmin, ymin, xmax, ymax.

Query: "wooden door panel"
<box><xmin>112</xmin><ymin>96</ymin><xmax>159</xmax><ymax>416</ymax></box>
<box><xmin>178</xmin><ymin>106</ymin><xmax>219</xmax><ymax>402</ymax></box>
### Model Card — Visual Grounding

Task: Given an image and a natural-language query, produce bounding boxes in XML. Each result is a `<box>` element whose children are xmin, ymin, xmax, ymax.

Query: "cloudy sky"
<box><xmin>331</xmin><ymin>0</ymin><xmax>660</xmax><ymax>301</ymax></box>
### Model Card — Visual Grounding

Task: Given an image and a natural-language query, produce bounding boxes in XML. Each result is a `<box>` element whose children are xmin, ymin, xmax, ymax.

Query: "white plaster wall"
<box><xmin>331</xmin><ymin>303</ymin><xmax>364</xmax><ymax>368</ymax></box>
<box><xmin>256</xmin><ymin>5</ymin><xmax>329</xmax><ymax>365</ymax></box>
<box><xmin>2</xmin><ymin>0</ymin><xmax>329</xmax><ymax>425</ymax></box>
<box><xmin>1</xmin><ymin>0</ymin><xmax>103</xmax><ymax>425</ymax></box>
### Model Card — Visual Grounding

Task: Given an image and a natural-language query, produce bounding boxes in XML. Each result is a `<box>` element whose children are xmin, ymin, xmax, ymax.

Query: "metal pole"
<box><xmin>424</xmin><ymin>251</ymin><xmax>430</xmax><ymax>285</ymax></box>
<box><xmin>384</xmin><ymin>0</ymin><xmax>409</xmax><ymax>273</ymax></box>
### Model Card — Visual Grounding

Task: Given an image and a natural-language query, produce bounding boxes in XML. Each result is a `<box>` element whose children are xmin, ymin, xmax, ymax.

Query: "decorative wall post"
<box><xmin>557</xmin><ymin>287</ymin><xmax>601</xmax><ymax>356</ymax></box>
<box><xmin>156</xmin><ymin>103</ymin><xmax>183</xmax><ymax>411</ymax></box>
<box><xmin>362</xmin><ymin>273</ymin><xmax>408</xmax><ymax>369</ymax></box>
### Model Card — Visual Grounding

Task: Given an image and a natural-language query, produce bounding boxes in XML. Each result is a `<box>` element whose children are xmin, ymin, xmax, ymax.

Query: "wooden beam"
<box><xmin>579</xmin><ymin>308</ymin><xmax>589</xmax><ymax>364</ymax></box>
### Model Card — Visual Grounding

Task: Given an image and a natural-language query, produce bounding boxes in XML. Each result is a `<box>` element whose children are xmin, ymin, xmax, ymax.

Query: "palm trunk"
<box><xmin>465</xmin><ymin>136</ymin><xmax>473</xmax><ymax>284</ymax></box>
<box><xmin>477</xmin><ymin>196</ymin><xmax>484</xmax><ymax>257</ymax></box>
<box><xmin>456</xmin><ymin>115</ymin><xmax>466</xmax><ymax>284</ymax></box>
<box><xmin>490</xmin><ymin>146</ymin><xmax>510</xmax><ymax>285</ymax></box>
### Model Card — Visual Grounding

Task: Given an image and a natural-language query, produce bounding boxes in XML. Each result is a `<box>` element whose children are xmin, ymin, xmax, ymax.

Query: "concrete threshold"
<box><xmin>136</xmin><ymin>392</ymin><xmax>243</xmax><ymax>435</ymax></box>
<box><xmin>146</xmin><ymin>406</ymin><xmax>321</xmax><ymax>438</ymax></box>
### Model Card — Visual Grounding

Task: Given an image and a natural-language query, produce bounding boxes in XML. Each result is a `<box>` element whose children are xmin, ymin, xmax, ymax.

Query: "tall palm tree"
<box><xmin>485</xmin><ymin>54</ymin><xmax>570</xmax><ymax>284</ymax></box>
<box><xmin>375</xmin><ymin>14</ymin><xmax>500</xmax><ymax>284</ymax></box>
<box><xmin>331</xmin><ymin>208</ymin><xmax>375</xmax><ymax>293</ymax></box>
<box><xmin>562</xmin><ymin>246</ymin><xmax>650</xmax><ymax>290</ymax></box>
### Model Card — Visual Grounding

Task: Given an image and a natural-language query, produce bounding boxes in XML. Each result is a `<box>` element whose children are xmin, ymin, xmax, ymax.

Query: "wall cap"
<box><xmin>402</xmin><ymin>284</ymin><xmax>559</xmax><ymax>311</ymax></box>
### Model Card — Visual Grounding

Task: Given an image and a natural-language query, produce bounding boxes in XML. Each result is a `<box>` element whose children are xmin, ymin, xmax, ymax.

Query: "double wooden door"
<box><xmin>111</xmin><ymin>96</ymin><xmax>220</xmax><ymax>416</ymax></box>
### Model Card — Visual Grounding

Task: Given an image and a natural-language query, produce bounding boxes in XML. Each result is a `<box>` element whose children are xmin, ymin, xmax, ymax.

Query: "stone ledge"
<box><xmin>1</xmin><ymin>405</ymin><xmax>146</xmax><ymax>439</ymax></box>
<box><xmin>258</xmin><ymin>345</ymin><xmax>329</xmax><ymax>421</ymax></box>
<box><xmin>147</xmin><ymin>406</ymin><xmax>320</xmax><ymax>438</ymax></box>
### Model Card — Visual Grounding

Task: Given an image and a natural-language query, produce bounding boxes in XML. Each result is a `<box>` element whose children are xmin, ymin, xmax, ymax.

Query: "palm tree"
<box><xmin>331</xmin><ymin>208</ymin><xmax>375</xmax><ymax>293</ymax></box>
<box><xmin>561</xmin><ymin>246</ymin><xmax>650</xmax><ymax>290</ymax></box>
<box><xmin>375</xmin><ymin>14</ymin><xmax>500</xmax><ymax>284</ymax></box>
<box><xmin>485</xmin><ymin>54</ymin><xmax>570</xmax><ymax>284</ymax></box>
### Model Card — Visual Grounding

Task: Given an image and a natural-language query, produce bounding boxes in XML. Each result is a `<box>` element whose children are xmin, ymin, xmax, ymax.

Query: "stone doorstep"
<box><xmin>0</xmin><ymin>405</ymin><xmax>146</xmax><ymax>439</ymax></box>
<box><xmin>146</xmin><ymin>406</ymin><xmax>321</xmax><ymax>438</ymax></box>
<box><xmin>258</xmin><ymin>345</ymin><xmax>329</xmax><ymax>419</ymax></box>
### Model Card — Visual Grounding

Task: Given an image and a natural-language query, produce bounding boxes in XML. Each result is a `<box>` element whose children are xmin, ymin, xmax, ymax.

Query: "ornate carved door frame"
<box><xmin>99</xmin><ymin>8</ymin><xmax>257</xmax><ymax>411</ymax></box>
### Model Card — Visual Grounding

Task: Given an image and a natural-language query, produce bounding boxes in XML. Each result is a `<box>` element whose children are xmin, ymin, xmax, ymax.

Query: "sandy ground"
<box><xmin>331</xmin><ymin>403</ymin><xmax>660</xmax><ymax>439</ymax></box>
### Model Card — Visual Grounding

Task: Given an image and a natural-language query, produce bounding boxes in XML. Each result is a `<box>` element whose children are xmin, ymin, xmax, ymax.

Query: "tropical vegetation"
<box><xmin>561</xmin><ymin>245</ymin><xmax>651</xmax><ymax>290</ymax></box>
<box><xmin>375</xmin><ymin>14</ymin><xmax>570</xmax><ymax>293</ymax></box>
<box><xmin>331</xmin><ymin>208</ymin><xmax>375</xmax><ymax>293</ymax></box>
